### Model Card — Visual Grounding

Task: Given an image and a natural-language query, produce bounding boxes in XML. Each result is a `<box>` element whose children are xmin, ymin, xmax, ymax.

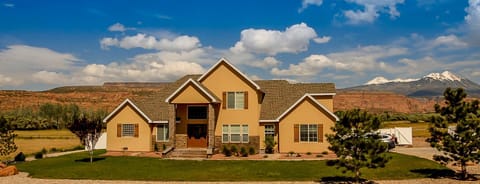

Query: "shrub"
<box><xmin>264</xmin><ymin>136</ymin><xmax>276</xmax><ymax>154</ymax></box>
<box><xmin>230</xmin><ymin>145</ymin><xmax>238</xmax><ymax>156</ymax></box>
<box><xmin>263</xmin><ymin>155</ymin><xmax>268</xmax><ymax>158</ymax></box>
<box><xmin>306</xmin><ymin>152</ymin><xmax>312</xmax><ymax>155</ymax></box>
<box><xmin>34</xmin><ymin>152</ymin><xmax>43</xmax><ymax>159</ymax></box>
<box><xmin>50</xmin><ymin>147</ymin><xmax>58</xmax><ymax>152</ymax></box>
<box><xmin>222</xmin><ymin>145</ymin><xmax>232</xmax><ymax>157</ymax></box>
<box><xmin>240</xmin><ymin>147</ymin><xmax>248</xmax><ymax>157</ymax></box>
<box><xmin>288</xmin><ymin>151</ymin><xmax>295</xmax><ymax>157</ymax></box>
<box><xmin>162</xmin><ymin>144</ymin><xmax>166</xmax><ymax>150</ymax></box>
<box><xmin>41</xmin><ymin>148</ymin><xmax>48</xmax><ymax>154</ymax></box>
<box><xmin>316</xmin><ymin>154</ymin><xmax>324</xmax><ymax>158</ymax></box>
<box><xmin>14</xmin><ymin>152</ymin><xmax>26</xmax><ymax>162</ymax></box>
<box><xmin>154</xmin><ymin>144</ymin><xmax>159</xmax><ymax>152</ymax></box>
<box><xmin>322</xmin><ymin>151</ymin><xmax>328</xmax><ymax>155</ymax></box>
<box><xmin>248</xmin><ymin>146</ymin><xmax>255</xmax><ymax>155</ymax></box>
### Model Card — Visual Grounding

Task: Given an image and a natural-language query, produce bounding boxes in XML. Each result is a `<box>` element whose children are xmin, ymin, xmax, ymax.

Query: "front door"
<box><xmin>187</xmin><ymin>124</ymin><xmax>207</xmax><ymax>147</ymax></box>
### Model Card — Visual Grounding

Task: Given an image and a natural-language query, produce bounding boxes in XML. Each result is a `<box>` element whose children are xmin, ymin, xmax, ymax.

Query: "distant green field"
<box><xmin>17</xmin><ymin>150</ymin><xmax>452</xmax><ymax>181</ymax></box>
<box><xmin>1</xmin><ymin>129</ymin><xmax>81</xmax><ymax>160</ymax></box>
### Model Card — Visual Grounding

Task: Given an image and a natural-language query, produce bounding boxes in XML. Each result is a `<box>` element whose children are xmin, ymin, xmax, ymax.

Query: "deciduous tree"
<box><xmin>68</xmin><ymin>111</ymin><xmax>105</xmax><ymax>163</ymax></box>
<box><xmin>326</xmin><ymin>109</ymin><xmax>390</xmax><ymax>183</ymax></box>
<box><xmin>427</xmin><ymin>88</ymin><xmax>480</xmax><ymax>179</ymax></box>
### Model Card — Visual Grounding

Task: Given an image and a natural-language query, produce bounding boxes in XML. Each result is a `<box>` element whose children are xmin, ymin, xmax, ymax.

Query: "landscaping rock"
<box><xmin>0</xmin><ymin>165</ymin><xmax>19</xmax><ymax>177</ymax></box>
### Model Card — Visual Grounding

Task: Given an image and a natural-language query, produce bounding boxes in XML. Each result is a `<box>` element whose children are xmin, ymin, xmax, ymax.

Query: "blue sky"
<box><xmin>0</xmin><ymin>0</ymin><xmax>479</xmax><ymax>90</ymax></box>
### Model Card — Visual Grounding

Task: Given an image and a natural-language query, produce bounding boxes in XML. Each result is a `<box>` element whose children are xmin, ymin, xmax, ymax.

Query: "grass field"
<box><xmin>16</xmin><ymin>150</ymin><xmax>452</xmax><ymax>181</ymax></box>
<box><xmin>382</xmin><ymin>121</ymin><xmax>430</xmax><ymax>137</ymax></box>
<box><xmin>1</xmin><ymin>129</ymin><xmax>81</xmax><ymax>161</ymax></box>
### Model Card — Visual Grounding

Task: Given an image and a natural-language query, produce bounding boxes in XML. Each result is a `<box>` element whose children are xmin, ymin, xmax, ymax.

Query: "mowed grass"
<box><xmin>1</xmin><ymin>129</ymin><xmax>81</xmax><ymax>160</ymax></box>
<box><xmin>17</xmin><ymin>150</ymin><xmax>451</xmax><ymax>181</ymax></box>
<box><xmin>382</xmin><ymin>121</ymin><xmax>430</xmax><ymax>137</ymax></box>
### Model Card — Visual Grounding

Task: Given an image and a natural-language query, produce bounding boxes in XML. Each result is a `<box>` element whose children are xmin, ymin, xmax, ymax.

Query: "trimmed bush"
<box><xmin>316</xmin><ymin>154</ymin><xmax>324</xmax><ymax>158</ymax></box>
<box><xmin>306</xmin><ymin>152</ymin><xmax>312</xmax><ymax>155</ymax></box>
<box><xmin>14</xmin><ymin>152</ymin><xmax>26</xmax><ymax>162</ymax></box>
<box><xmin>230</xmin><ymin>145</ymin><xmax>238</xmax><ymax>156</ymax></box>
<box><xmin>41</xmin><ymin>148</ymin><xmax>47</xmax><ymax>154</ymax></box>
<box><xmin>248</xmin><ymin>146</ymin><xmax>255</xmax><ymax>155</ymax></box>
<box><xmin>240</xmin><ymin>147</ymin><xmax>248</xmax><ymax>157</ymax></box>
<box><xmin>222</xmin><ymin>145</ymin><xmax>232</xmax><ymax>157</ymax></box>
<box><xmin>34</xmin><ymin>152</ymin><xmax>43</xmax><ymax>159</ymax></box>
<box><xmin>321</xmin><ymin>151</ymin><xmax>328</xmax><ymax>155</ymax></box>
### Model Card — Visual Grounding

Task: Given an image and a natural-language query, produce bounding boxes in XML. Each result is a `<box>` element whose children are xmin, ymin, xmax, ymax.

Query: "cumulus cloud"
<box><xmin>343</xmin><ymin>0</ymin><xmax>405</xmax><ymax>24</ymax></box>
<box><xmin>100</xmin><ymin>34</ymin><xmax>201</xmax><ymax>51</ymax></box>
<box><xmin>230</xmin><ymin>23</ymin><xmax>325</xmax><ymax>55</ymax></box>
<box><xmin>246</xmin><ymin>56</ymin><xmax>281</xmax><ymax>69</ymax></box>
<box><xmin>298</xmin><ymin>0</ymin><xmax>323</xmax><ymax>12</ymax></box>
<box><xmin>465</xmin><ymin>0</ymin><xmax>480</xmax><ymax>45</ymax></box>
<box><xmin>430</xmin><ymin>34</ymin><xmax>468</xmax><ymax>49</ymax></box>
<box><xmin>108</xmin><ymin>23</ymin><xmax>135</xmax><ymax>32</ymax></box>
<box><xmin>313</xmin><ymin>36</ymin><xmax>331</xmax><ymax>44</ymax></box>
<box><xmin>271</xmin><ymin>45</ymin><xmax>407</xmax><ymax>76</ymax></box>
<box><xmin>0</xmin><ymin>74</ymin><xmax>19</xmax><ymax>86</ymax></box>
<box><xmin>32</xmin><ymin>71</ymin><xmax>69</xmax><ymax>84</ymax></box>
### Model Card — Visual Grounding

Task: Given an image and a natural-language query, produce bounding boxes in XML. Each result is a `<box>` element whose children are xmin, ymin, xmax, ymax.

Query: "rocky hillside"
<box><xmin>333</xmin><ymin>91</ymin><xmax>439</xmax><ymax>113</ymax></box>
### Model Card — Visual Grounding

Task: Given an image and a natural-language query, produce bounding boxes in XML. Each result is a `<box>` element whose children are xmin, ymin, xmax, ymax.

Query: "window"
<box><xmin>226</xmin><ymin>92</ymin><xmax>245</xmax><ymax>109</ymax></box>
<box><xmin>300</xmin><ymin>124</ymin><xmax>318</xmax><ymax>142</ymax></box>
<box><xmin>222</xmin><ymin>124</ymin><xmax>249</xmax><ymax>143</ymax></box>
<box><xmin>156</xmin><ymin>124</ymin><xmax>169</xmax><ymax>142</ymax></box>
<box><xmin>265</xmin><ymin>124</ymin><xmax>275</xmax><ymax>139</ymax></box>
<box><xmin>188</xmin><ymin>106</ymin><xmax>207</xmax><ymax>119</ymax></box>
<box><xmin>122</xmin><ymin>124</ymin><xmax>135</xmax><ymax>137</ymax></box>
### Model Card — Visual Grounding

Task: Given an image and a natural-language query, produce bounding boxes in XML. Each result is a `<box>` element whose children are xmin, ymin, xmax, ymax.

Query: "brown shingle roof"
<box><xmin>255</xmin><ymin>80</ymin><xmax>335</xmax><ymax>120</ymax></box>
<box><xmin>122</xmin><ymin>75</ymin><xmax>335</xmax><ymax>122</ymax></box>
<box><xmin>130</xmin><ymin>74</ymin><xmax>202</xmax><ymax>121</ymax></box>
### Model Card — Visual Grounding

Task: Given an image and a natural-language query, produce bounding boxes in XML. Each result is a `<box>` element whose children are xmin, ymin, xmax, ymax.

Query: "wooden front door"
<box><xmin>187</xmin><ymin>124</ymin><xmax>207</xmax><ymax>147</ymax></box>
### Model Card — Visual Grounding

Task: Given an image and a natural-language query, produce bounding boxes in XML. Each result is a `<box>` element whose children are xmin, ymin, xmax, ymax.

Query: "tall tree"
<box><xmin>327</xmin><ymin>109</ymin><xmax>390</xmax><ymax>183</ymax></box>
<box><xmin>427</xmin><ymin>88</ymin><xmax>480</xmax><ymax>179</ymax></box>
<box><xmin>68</xmin><ymin>111</ymin><xmax>105</xmax><ymax>163</ymax></box>
<box><xmin>0</xmin><ymin>116</ymin><xmax>17</xmax><ymax>157</ymax></box>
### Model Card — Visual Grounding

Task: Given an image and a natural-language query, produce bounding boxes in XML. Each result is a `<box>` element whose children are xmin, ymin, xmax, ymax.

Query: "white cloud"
<box><xmin>430</xmin><ymin>34</ymin><xmax>468</xmax><ymax>49</ymax></box>
<box><xmin>32</xmin><ymin>71</ymin><xmax>68</xmax><ymax>84</ymax></box>
<box><xmin>343</xmin><ymin>0</ymin><xmax>405</xmax><ymax>24</ymax></box>
<box><xmin>100</xmin><ymin>34</ymin><xmax>201</xmax><ymax>52</ymax></box>
<box><xmin>230</xmin><ymin>23</ymin><xmax>322</xmax><ymax>55</ymax></box>
<box><xmin>108</xmin><ymin>23</ymin><xmax>135</xmax><ymax>32</ymax></box>
<box><xmin>3</xmin><ymin>3</ymin><xmax>14</xmax><ymax>8</ymax></box>
<box><xmin>271</xmin><ymin>45</ymin><xmax>407</xmax><ymax>76</ymax></box>
<box><xmin>298</xmin><ymin>0</ymin><xmax>323</xmax><ymax>12</ymax></box>
<box><xmin>246</xmin><ymin>56</ymin><xmax>281</xmax><ymax>69</ymax></box>
<box><xmin>313</xmin><ymin>36</ymin><xmax>331</xmax><ymax>44</ymax></box>
<box><xmin>465</xmin><ymin>0</ymin><xmax>480</xmax><ymax>45</ymax></box>
<box><xmin>0</xmin><ymin>74</ymin><xmax>19</xmax><ymax>86</ymax></box>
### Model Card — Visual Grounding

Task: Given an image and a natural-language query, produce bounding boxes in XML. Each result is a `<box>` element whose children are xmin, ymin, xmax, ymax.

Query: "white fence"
<box><xmin>378</xmin><ymin>127</ymin><xmax>413</xmax><ymax>145</ymax></box>
<box><xmin>84</xmin><ymin>132</ymin><xmax>107</xmax><ymax>150</ymax></box>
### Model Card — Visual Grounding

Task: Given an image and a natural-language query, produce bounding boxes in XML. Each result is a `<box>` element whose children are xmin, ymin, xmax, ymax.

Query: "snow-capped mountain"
<box><xmin>345</xmin><ymin>71</ymin><xmax>480</xmax><ymax>97</ymax></box>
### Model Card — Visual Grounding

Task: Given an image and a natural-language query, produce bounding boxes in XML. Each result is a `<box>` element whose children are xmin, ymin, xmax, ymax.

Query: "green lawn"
<box><xmin>16</xmin><ymin>150</ymin><xmax>452</xmax><ymax>181</ymax></box>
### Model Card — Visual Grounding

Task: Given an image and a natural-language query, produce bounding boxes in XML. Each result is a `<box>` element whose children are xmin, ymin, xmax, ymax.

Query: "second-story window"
<box><xmin>224</xmin><ymin>91</ymin><xmax>248</xmax><ymax>109</ymax></box>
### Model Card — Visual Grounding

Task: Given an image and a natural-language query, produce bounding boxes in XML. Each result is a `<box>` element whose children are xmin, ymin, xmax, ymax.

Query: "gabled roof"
<box><xmin>255</xmin><ymin>80</ymin><xmax>336</xmax><ymax>121</ymax></box>
<box><xmin>198</xmin><ymin>58</ymin><xmax>261</xmax><ymax>90</ymax></box>
<box><xmin>276</xmin><ymin>94</ymin><xmax>339</xmax><ymax>122</ymax></box>
<box><xmin>102</xmin><ymin>99</ymin><xmax>152</xmax><ymax>123</ymax></box>
<box><xmin>165</xmin><ymin>78</ymin><xmax>220</xmax><ymax>103</ymax></box>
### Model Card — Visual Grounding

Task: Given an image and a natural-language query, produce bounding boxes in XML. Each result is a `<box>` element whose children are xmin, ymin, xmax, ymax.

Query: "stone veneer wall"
<box><xmin>151</xmin><ymin>135</ymin><xmax>174</xmax><ymax>151</ymax></box>
<box><xmin>214</xmin><ymin>136</ymin><xmax>260</xmax><ymax>154</ymax></box>
<box><xmin>175</xmin><ymin>134</ymin><xmax>188</xmax><ymax>148</ymax></box>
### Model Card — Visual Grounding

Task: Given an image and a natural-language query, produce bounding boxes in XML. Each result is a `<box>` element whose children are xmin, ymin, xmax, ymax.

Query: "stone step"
<box><xmin>170</xmin><ymin>148</ymin><xmax>207</xmax><ymax>158</ymax></box>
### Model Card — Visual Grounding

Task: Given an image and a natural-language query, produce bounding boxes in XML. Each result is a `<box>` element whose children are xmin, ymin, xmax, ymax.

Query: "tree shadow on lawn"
<box><xmin>317</xmin><ymin>176</ymin><xmax>376</xmax><ymax>184</ymax></box>
<box><xmin>74</xmin><ymin>157</ymin><xmax>106</xmax><ymax>162</ymax></box>
<box><xmin>410</xmin><ymin>168</ymin><xmax>455</xmax><ymax>179</ymax></box>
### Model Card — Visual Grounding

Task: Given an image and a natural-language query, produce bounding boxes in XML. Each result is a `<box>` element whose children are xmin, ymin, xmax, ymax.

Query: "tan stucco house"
<box><xmin>103</xmin><ymin>58</ymin><xmax>338</xmax><ymax>155</ymax></box>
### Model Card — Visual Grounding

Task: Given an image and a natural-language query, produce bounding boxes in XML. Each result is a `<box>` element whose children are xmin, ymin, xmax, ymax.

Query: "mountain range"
<box><xmin>343</xmin><ymin>71</ymin><xmax>480</xmax><ymax>97</ymax></box>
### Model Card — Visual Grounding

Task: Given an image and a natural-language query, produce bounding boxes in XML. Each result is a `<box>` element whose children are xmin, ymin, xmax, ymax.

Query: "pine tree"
<box><xmin>0</xmin><ymin>116</ymin><xmax>17</xmax><ymax>156</ymax></box>
<box><xmin>427</xmin><ymin>87</ymin><xmax>480</xmax><ymax>180</ymax></box>
<box><xmin>326</xmin><ymin>109</ymin><xmax>390</xmax><ymax>183</ymax></box>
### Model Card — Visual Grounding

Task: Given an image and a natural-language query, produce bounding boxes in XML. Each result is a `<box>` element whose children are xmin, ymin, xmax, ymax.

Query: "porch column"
<box><xmin>168</xmin><ymin>104</ymin><xmax>176</xmax><ymax>147</ymax></box>
<box><xmin>207</xmin><ymin>104</ymin><xmax>215</xmax><ymax>150</ymax></box>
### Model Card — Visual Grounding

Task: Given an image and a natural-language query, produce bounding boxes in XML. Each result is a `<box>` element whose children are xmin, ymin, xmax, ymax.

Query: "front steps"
<box><xmin>169</xmin><ymin>148</ymin><xmax>207</xmax><ymax>158</ymax></box>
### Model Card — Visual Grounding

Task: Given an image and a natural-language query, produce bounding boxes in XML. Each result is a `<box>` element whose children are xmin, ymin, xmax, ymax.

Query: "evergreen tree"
<box><xmin>327</xmin><ymin>109</ymin><xmax>390</xmax><ymax>183</ymax></box>
<box><xmin>0</xmin><ymin>116</ymin><xmax>17</xmax><ymax>156</ymax></box>
<box><xmin>427</xmin><ymin>87</ymin><xmax>480</xmax><ymax>179</ymax></box>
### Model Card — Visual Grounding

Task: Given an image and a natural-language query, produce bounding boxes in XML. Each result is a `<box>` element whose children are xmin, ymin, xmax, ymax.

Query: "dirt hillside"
<box><xmin>0</xmin><ymin>84</ymin><xmax>443</xmax><ymax>114</ymax></box>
